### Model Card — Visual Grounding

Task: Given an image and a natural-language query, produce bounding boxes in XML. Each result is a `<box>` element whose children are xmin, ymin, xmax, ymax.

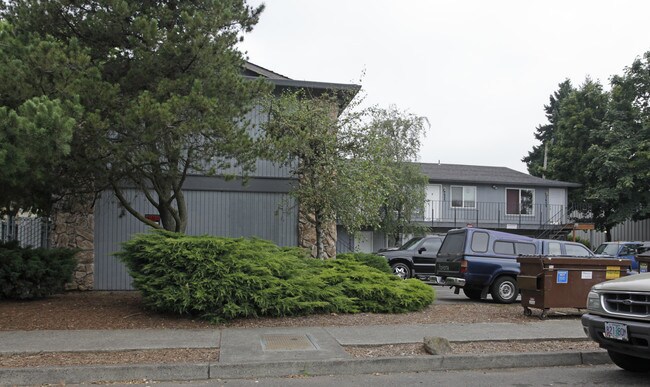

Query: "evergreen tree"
<box><xmin>2</xmin><ymin>0</ymin><xmax>268</xmax><ymax>232</ymax></box>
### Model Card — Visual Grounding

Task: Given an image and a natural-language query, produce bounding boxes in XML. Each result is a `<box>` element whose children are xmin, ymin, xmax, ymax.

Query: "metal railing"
<box><xmin>415</xmin><ymin>200</ymin><xmax>568</xmax><ymax>230</ymax></box>
<box><xmin>0</xmin><ymin>216</ymin><xmax>51</xmax><ymax>248</ymax></box>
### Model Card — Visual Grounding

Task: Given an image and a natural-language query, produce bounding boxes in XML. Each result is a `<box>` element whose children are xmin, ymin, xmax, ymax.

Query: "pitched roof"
<box><xmin>243</xmin><ymin>62</ymin><xmax>291</xmax><ymax>80</ymax></box>
<box><xmin>419</xmin><ymin>162</ymin><xmax>581</xmax><ymax>188</ymax></box>
<box><xmin>243</xmin><ymin>61</ymin><xmax>360</xmax><ymax>112</ymax></box>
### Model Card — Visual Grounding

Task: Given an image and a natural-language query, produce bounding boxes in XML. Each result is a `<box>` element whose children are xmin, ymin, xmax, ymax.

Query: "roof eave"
<box><xmin>244</xmin><ymin>76</ymin><xmax>361</xmax><ymax>112</ymax></box>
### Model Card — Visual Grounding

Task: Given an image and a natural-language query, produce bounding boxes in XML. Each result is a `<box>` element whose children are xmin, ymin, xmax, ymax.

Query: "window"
<box><xmin>565</xmin><ymin>244</ymin><xmax>592</xmax><ymax>257</ymax></box>
<box><xmin>547</xmin><ymin>242</ymin><xmax>562</xmax><ymax>255</ymax></box>
<box><xmin>494</xmin><ymin>241</ymin><xmax>515</xmax><ymax>255</ymax></box>
<box><xmin>438</xmin><ymin>231</ymin><xmax>466</xmax><ymax>255</ymax></box>
<box><xmin>494</xmin><ymin>240</ymin><xmax>536</xmax><ymax>255</ymax></box>
<box><xmin>451</xmin><ymin>186</ymin><xmax>476</xmax><ymax>208</ymax></box>
<box><xmin>515</xmin><ymin>242</ymin><xmax>537</xmax><ymax>255</ymax></box>
<box><xmin>421</xmin><ymin>238</ymin><xmax>442</xmax><ymax>254</ymax></box>
<box><xmin>471</xmin><ymin>232</ymin><xmax>489</xmax><ymax>253</ymax></box>
<box><xmin>506</xmin><ymin>188</ymin><xmax>534</xmax><ymax>215</ymax></box>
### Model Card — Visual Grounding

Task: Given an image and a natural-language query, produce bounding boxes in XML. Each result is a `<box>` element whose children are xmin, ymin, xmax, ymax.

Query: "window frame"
<box><xmin>505</xmin><ymin>187</ymin><xmax>535</xmax><ymax>216</ymax></box>
<box><xmin>450</xmin><ymin>185</ymin><xmax>477</xmax><ymax>209</ymax></box>
<box><xmin>470</xmin><ymin>231</ymin><xmax>489</xmax><ymax>253</ymax></box>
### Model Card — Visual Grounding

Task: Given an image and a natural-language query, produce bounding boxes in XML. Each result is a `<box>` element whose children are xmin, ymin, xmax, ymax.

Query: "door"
<box><xmin>548</xmin><ymin>188</ymin><xmax>566</xmax><ymax>224</ymax></box>
<box><xmin>411</xmin><ymin>236</ymin><xmax>444</xmax><ymax>275</ymax></box>
<box><xmin>424</xmin><ymin>184</ymin><xmax>442</xmax><ymax>221</ymax></box>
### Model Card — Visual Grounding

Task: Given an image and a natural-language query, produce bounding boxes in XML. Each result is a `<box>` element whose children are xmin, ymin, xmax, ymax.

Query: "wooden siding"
<box><xmin>94</xmin><ymin>189</ymin><xmax>298</xmax><ymax>290</ymax></box>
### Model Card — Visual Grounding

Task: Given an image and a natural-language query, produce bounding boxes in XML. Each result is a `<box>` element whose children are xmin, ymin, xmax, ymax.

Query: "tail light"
<box><xmin>460</xmin><ymin>259</ymin><xmax>468</xmax><ymax>274</ymax></box>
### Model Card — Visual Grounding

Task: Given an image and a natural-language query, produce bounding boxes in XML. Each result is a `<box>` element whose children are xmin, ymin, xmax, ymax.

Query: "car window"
<box><xmin>565</xmin><ymin>243</ymin><xmax>592</xmax><ymax>257</ymax></box>
<box><xmin>471</xmin><ymin>231</ymin><xmax>489</xmax><ymax>253</ymax></box>
<box><xmin>621</xmin><ymin>245</ymin><xmax>640</xmax><ymax>255</ymax></box>
<box><xmin>515</xmin><ymin>242</ymin><xmax>536</xmax><ymax>255</ymax></box>
<box><xmin>421</xmin><ymin>238</ymin><xmax>442</xmax><ymax>254</ymax></box>
<box><xmin>547</xmin><ymin>242</ymin><xmax>562</xmax><ymax>255</ymax></box>
<box><xmin>438</xmin><ymin>232</ymin><xmax>466</xmax><ymax>256</ymax></box>
<box><xmin>595</xmin><ymin>244</ymin><xmax>619</xmax><ymax>255</ymax></box>
<box><xmin>494</xmin><ymin>241</ymin><xmax>515</xmax><ymax>255</ymax></box>
<box><xmin>400</xmin><ymin>237</ymin><xmax>423</xmax><ymax>251</ymax></box>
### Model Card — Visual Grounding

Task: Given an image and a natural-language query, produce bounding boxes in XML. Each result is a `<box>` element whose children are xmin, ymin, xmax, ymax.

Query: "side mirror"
<box><xmin>418</xmin><ymin>247</ymin><xmax>426</xmax><ymax>254</ymax></box>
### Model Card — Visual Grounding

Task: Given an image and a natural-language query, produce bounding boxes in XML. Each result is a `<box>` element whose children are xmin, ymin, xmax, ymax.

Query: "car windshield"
<box><xmin>594</xmin><ymin>244</ymin><xmax>619</xmax><ymax>256</ymax></box>
<box><xmin>399</xmin><ymin>237</ymin><xmax>423</xmax><ymax>251</ymax></box>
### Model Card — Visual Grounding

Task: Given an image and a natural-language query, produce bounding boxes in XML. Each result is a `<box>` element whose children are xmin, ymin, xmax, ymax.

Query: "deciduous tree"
<box><xmin>261</xmin><ymin>91</ymin><xmax>428</xmax><ymax>258</ymax></box>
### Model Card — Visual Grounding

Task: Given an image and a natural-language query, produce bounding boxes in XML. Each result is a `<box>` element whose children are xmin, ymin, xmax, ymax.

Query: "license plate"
<box><xmin>604</xmin><ymin>322</ymin><xmax>629</xmax><ymax>341</ymax></box>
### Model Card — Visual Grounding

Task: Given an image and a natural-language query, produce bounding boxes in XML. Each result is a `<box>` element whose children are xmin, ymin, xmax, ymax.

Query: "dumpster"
<box><xmin>517</xmin><ymin>256</ymin><xmax>630</xmax><ymax>319</ymax></box>
<box><xmin>637</xmin><ymin>251</ymin><xmax>650</xmax><ymax>273</ymax></box>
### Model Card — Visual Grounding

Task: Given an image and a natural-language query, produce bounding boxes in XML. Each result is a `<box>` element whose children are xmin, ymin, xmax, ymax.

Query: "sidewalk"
<box><xmin>0</xmin><ymin>319</ymin><xmax>610</xmax><ymax>385</ymax></box>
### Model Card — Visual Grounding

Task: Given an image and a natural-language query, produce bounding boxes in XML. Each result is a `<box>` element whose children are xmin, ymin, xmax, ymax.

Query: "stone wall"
<box><xmin>298</xmin><ymin>211</ymin><xmax>337</xmax><ymax>259</ymax></box>
<box><xmin>50</xmin><ymin>198</ymin><xmax>95</xmax><ymax>290</ymax></box>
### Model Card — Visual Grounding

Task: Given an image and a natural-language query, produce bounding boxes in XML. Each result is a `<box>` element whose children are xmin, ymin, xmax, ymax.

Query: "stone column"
<box><xmin>298</xmin><ymin>210</ymin><xmax>337</xmax><ymax>259</ymax></box>
<box><xmin>50</xmin><ymin>197</ymin><xmax>95</xmax><ymax>290</ymax></box>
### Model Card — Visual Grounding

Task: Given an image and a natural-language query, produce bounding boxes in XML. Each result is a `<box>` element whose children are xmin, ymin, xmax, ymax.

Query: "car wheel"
<box><xmin>391</xmin><ymin>262</ymin><xmax>411</xmax><ymax>279</ymax></box>
<box><xmin>608</xmin><ymin>350</ymin><xmax>650</xmax><ymax>372</ymax></box>
<box><xmin>463</xmin><ymin>287</ymin><xmax>483</xmax><ymax>300</ymax></box>
<box><xmin>490</xmin><ymin>276</ymin><xmax>518</xmax><ymax>304</ymax></box>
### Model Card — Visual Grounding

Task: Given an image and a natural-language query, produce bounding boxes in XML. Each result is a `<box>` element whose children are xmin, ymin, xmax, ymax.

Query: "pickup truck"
<box><xmin>582</xmin><ymin>273</ymin><xmax>650</xmax><ymax>372</ymax></box>
<box><xmin>432</xmin><ymin>228</ymin><xmax>595</xmax><ymax>304</ymax></box>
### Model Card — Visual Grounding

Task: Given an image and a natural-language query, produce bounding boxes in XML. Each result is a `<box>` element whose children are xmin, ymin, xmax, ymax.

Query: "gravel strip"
<box><xmin>345</xmin><ymin>339</ymin><xmax>602</xmax><ymax>358</ymax></box>
<box><xmin>0</xmin><ymin>348</ymin><xmax>218</xmax><ymax>369</ymax></box>
<box><xmin>0</xmin><ymin>291</ymin><xmax>586</xmax><ymax>331</ymax></box>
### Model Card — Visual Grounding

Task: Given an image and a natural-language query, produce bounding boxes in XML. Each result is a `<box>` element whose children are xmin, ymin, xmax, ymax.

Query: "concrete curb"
<box><xmin>0</xmin><ymin>363</ymin><xmax>210</xmax><ymax>385</ymax></box>
<box><xmin>0</xmin><ymin>351</ymin><xmax>611</xmax><ymax>385</ymax></box>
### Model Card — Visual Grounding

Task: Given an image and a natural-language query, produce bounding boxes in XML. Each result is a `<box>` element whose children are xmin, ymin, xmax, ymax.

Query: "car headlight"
<box><xmin>586</xmin><ymin>290</ymin><xmax>604</xmax><ymax>312</ymax></box>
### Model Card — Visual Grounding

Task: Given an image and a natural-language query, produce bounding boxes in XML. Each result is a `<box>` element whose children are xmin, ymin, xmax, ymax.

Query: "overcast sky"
<box><xmin>239</xmin><ymin>0</ymin><xmax>650</xmax><ymax>173</ymax></box>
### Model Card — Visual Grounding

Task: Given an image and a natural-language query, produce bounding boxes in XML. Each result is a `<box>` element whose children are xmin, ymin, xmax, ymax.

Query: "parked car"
<box><xmin>537</xmin><ymin>239</ymin><xmax>595</xmax><ymax>257</ymax></box>
<box><xmin>582</xmin><ymin>273</ymin><xmax>650</xmax><ymax>372</ymax></box>
<box><xmin>433</xmin><ymin>228</ymin><xmax>596</xmax><ymax>304</ymax></box>
<box><xmin>378</xmin><ymin>235</ymin><xmax>445</xmax><ymax>279</ymax></box>
<box><xmin>594</xmin><ymin>242</ymin><xmax>645</xmax><ymax>271</ymax></box>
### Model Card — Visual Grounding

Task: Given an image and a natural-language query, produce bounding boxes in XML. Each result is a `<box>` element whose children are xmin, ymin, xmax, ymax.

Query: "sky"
<box><xmin>238</xmin><ymin>0</ymin><xmax>650</xmax><ymax>173</ymax></box>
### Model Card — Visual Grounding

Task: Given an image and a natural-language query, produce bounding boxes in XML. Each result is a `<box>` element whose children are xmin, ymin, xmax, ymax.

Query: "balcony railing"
<box><xmin>414</xmin><ymin>200</ymin><xmax>568</xmax><ymax>230</ymax></box>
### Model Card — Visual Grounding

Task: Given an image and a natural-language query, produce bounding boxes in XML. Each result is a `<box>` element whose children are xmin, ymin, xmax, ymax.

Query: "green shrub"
<box><xmin>336</xmin><ymin>252</ymin><xmax>392</xmax><ymax>274</ymax></box>
<box><xmin>117</xmin><ymin>230</ymin><xmax>434</xmax><ymax>321</ymax></box>
<box><xmin>0</xmin><ymin>242</ymin><xmax>78</xmax><ymax>299</ymax></box>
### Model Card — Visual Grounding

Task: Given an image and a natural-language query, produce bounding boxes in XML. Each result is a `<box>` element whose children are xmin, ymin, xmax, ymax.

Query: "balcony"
<box><xmin>415</xmin><ymin>200</ymin><xmax>569</xmax><ymax>232</ymax></box>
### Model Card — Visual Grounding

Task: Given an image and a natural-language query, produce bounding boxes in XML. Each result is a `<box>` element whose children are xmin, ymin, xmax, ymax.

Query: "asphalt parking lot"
<box><xmin>431</xmin><ymin>283</ymin><xmax>521</xmax><ymax>304</ymax></box>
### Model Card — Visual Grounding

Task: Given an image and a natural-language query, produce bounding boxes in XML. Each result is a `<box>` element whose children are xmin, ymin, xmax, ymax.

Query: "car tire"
<box><xmin>391</xmin><ymin>262</ymin><xmax>411</xmax><ymax>279</ymax></box>
<box><xmin>490</xmin><ymin>276</ymin><xmax>518</xmax><ymax>304</ymax></box>
<box><xmin>463</xmin><ymin>287</ymin><xmax>483</xmax><ymax>300</ymax></box>
<box><xmin>608</xmin><ymin>350</ymin><xmax>650</xmax><ymax>372</ymax></box>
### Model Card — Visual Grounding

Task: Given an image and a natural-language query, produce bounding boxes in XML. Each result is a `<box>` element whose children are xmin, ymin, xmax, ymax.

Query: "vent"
<box><xmin>261</xmin><ymin>334</ymin><xmax>318</xmax><ymax>351</ymax></box>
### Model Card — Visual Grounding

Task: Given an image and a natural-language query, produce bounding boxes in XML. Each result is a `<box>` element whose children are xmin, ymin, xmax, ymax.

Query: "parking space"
<box><xmin>431</xmin><ymin>284</ymin><xmax>521</xmax><ymax>304</ymax></box>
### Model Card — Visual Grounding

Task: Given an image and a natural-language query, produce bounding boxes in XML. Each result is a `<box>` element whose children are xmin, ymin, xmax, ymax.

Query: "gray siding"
<box><xmin>206</xmin><ymin>105</ymin><xmax>295</xmax><ymax>178</ymax></box>
<box><xmin>336</xmin><ymin>227</ymin><xmax>354</xmax><ymax>254</ymax></box>
<box><xmin>584</xmin><ymin>218</ymin><xmax>650</xmax><ymax>247</ymax></box>
<box><xmin>94</xmin><ymin>188</ymin><xmax>298</xmax><ymax>290</ymax></box>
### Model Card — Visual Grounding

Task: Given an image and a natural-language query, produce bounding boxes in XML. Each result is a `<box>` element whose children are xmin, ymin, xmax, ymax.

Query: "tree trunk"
<box><xmin>315</xmin><ymin>208</ymin><xmax>325</xmax><ymax>259</ymax></box>
<box><xmin>605</xmin><ymin>226</ymin><xmax>612</xmax><ymax>242</ymax></box>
